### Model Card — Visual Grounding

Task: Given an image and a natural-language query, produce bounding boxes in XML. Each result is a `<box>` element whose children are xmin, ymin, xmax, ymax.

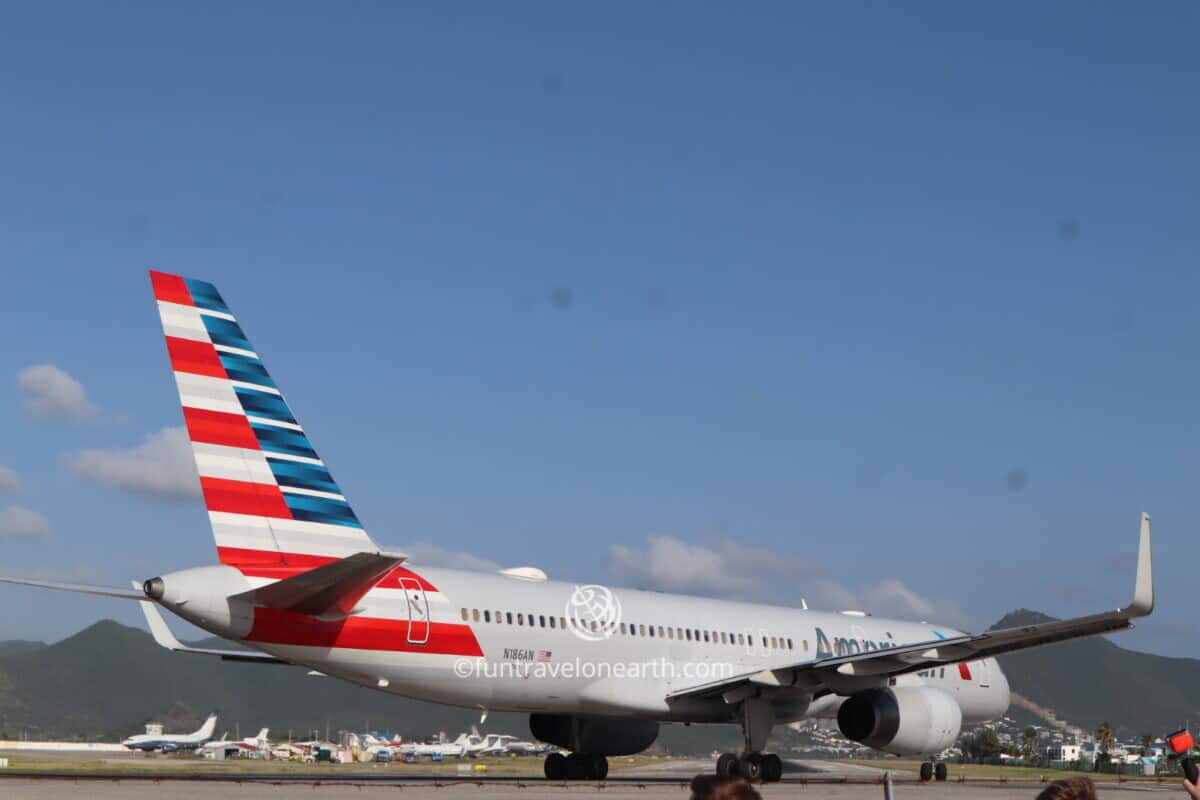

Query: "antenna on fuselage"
<box><xmin>801</xmin><ymin>598</ymin><xmax>808</xmax><ymax>610</ymax></box>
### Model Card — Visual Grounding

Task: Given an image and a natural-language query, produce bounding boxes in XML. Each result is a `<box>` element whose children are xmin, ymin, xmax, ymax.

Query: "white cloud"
<box><xmin>400</xmin><ymin>542</ymin><xmax>500</xmax><ymax>572</ymax></box>
<box><xmin>608</xmin><ymin>533</ymin><xmax>971</xmax><ymax>629</ymax></box>
<box><xmin>609</xmin><ymin>534</ymin><xmax>823</xmax><ymax>599</ymax></box>
<box><xmin>0</xmin><ymin>506</ymin><xmax>51</xmax><ymax>539</ymax></box>
<box><xmin>0</xmin><ymin>465</ymin><xmax>23</xmax><ymax>494</ymax></box>
<box><xmin>67</xmin><ymin>426</ymin><xmax>200</xmax><ymax>501</ymax></box>
<box><xmin>17</xmin><ymin>364</ymin><xmax>97</xmax><ymax>420</ymax></box>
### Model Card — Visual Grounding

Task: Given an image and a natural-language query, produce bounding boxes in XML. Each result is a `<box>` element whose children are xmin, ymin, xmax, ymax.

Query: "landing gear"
<box><xmin>715</xmin><ymin>751</ymin><xmax>783</xmax><ymax>782</ymax></box>
<box><xmin>935</xmin><ymin>762</ymin><xmax>948</xmax><ymax>782</ymax></box>
<box><xmin>920</xmin><ymin>761</ymin><xmax>933</xmax><ymax>781</ymax></box>
<box><xmin>712</xmin><ymin>696</ymin><xmax>784</xmax><ymax>782</ymax></box>
<box><xmin>543</xmin><ymin>752</ymin><xmax>565</xmax><ymax>780</ymax></box>
<box><xmin>546</xmin><ymin>752</ymin><xmax>608</xmax><ymax>781</ymax></box>
<box><xmin>762</xmin><ymin>753</ymin><xmax>783</xmax><ymax>783</ymax></box>
<box><xmin>738</xmin><ymin>752</ymin><xmax>763</xmax><ymax>781</ymax></box>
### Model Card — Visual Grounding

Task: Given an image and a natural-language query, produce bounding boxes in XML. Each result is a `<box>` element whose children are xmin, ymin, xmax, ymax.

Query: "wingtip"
<box><xmin>1129</xmin><ymin>511</ymin><xmax>1154</xmax><ymax>617</ymax></box>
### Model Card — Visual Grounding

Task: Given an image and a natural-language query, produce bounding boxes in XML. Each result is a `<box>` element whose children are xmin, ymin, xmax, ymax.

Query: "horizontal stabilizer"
<box><xmin>0</xmin><ymin>576</ymin><xmax>145</xmax><ymax>600</ymax></box>
<box><xmin>232</xmin><ymin>551</ymin><xmax>406</xmax><ymax>619</ymax></box>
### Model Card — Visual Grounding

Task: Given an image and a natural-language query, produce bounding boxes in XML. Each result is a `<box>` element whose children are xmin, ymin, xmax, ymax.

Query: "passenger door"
<box><xmin>400</xmin><ymin>577</ymin><xmax>430</xmax><ymax>645</ymax></box>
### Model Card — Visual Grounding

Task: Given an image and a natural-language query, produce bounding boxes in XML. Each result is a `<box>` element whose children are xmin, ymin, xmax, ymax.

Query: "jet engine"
<box><xmin>529</xmin><ymin>714</ymin><xmax>659</xmax><ymax>756</ymax></box>
<box><xmin>837</xmin><ymin>686</ymin><xmax>962</xmax><ymax>756</ymax></box>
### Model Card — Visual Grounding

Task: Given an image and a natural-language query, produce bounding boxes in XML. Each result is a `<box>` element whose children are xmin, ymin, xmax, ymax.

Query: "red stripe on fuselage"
<box><xmin>167</xmin><ymin>336</ymin><xmax>227</xmax><ymax>379</ymax></box>
<box><xmin>958</xmin><ymin>662</ymin><xmax>973</xmax><ymax>680</ymax></box>
<box><xmin>200</xmin><ymin>476</ymin><xmax>293</xmax><ymax>519</ymax></box>
<box><xmin>245</xmin><ymin>608</ymin><xmax>481</xmax><ymax>656</ymax></box>
<box><xmin>183</xmin><ymin>407</ymin><xmax>261</xmax><ymax>450</ymax></box>
<box><xmin>151</xmin><ymin>271</ymin><xmax>194</xmax><ymax>305</ymax></box>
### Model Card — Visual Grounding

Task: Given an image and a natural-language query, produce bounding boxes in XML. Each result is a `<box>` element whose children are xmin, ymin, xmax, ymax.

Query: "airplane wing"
<box><xmin>669</xmin><ymin>513</ymin><xmax>1153</xmax><ymax>701</ymax></box>
<box><xmin>136</xmin><ymin>587</ymin><xmax>288</xmax><ymax>664</ymax></box>
<box><xmin>231</xmin><ymin>551</ymin><xmax>407</xmax><ymax>619</ymax></box>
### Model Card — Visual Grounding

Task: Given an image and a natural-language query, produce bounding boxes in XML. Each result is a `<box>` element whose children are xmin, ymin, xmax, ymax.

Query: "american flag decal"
<box><xmin>537</xmin><ymin>650</ymin><xmax>552</xmax><ymax>662</ymax></box>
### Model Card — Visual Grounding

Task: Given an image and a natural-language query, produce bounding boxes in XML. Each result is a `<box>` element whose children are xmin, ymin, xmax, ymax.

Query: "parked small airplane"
<box><xmin>200</xmin><ymin>727</ymin><xmax>270</xmax><ymax>758</ymax></box>
<box><xmin>122</xmin><ymin>713</ymin><xmax>218</xmax><ymax>752</ymax></box>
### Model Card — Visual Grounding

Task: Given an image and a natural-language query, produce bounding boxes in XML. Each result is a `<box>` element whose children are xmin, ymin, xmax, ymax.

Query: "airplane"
<box><xmin>1</xmin><ymin>271</ymin><xmax>1155</xmax><ymax>783</ymax></box>
<box><xmin>394</xmin><ymin>732</ymin><xmax>470</xmax><ymax>759</ymax></box>
<box><xmin>201</xmin><ymin>728</ymin><xmax>270</xmax><ymax>758</ymax></box>
<box><xmin>122</xmin><ymin>712</ymin><xmax>218</xmax><ymax>753</ymax></box>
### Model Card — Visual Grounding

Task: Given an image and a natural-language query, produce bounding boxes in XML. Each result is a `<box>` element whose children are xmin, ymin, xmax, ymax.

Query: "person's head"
<box><xmin>1035</xmin><ymin>777</ymin><xmax>1098</xmax><ymax>800</ymax></box>
<box><xmin>689</xmin><ymin>774</ymin><xmax>763</xmax><ymax>800</ymax></box>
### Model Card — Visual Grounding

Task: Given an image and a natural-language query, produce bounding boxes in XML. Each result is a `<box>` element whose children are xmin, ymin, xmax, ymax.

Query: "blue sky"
<box><xmin>0</xmin><ymin>2</ymin><xmax>1197</xmax><ymax>656</ymax></box>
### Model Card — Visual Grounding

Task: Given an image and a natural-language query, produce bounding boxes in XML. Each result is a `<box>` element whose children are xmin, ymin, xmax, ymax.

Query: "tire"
<box><xmin>762</xmin><ymin>753</ymin><xmax>783</xmax><ymax>783</ymax></box>
<box><xmin>544</xmin><ymin>752</ymin><xmax>565</xmax><ymax>780</ymax></box>
<box><xmin>738</xmin><ymin>752</ymin><xmax>763</xmax><ymax>781</ymax></box>
<box><xmin>564</xmin><ymin>753</ymin><xmax>586</xmax><ymax>780</ymax></box>
<box><xmin>591</xmin><ymin>754</ymin><xmax>609</xmax><ymax>780</ymax></box>
<box><xmin>935</xmin><ymin>762</ymin><xmax>948</xmax><ymax>782</ymax></box>
<box><xmin>716</xmin><ymin>752</ymin><xmax>739</xmax><ymax>777</ymax></box>
<box><xmin>919</xmin><ymin>761</ymin><xmax>933</xmax><ymax>782</ymax></box>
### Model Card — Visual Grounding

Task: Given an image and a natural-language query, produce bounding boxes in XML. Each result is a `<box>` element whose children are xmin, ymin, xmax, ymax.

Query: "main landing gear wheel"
<box><xmin>557</xmin><ymin>752</ymin><xmax>608</xmax><ymax>780</ymax></box>
<box><xmin>935</xmin><ymin>762</ymin><xmax>948</xmax><ymax>782</ymax></box>
<box><xmin>716</xmin><ymin>752</ymin><xmax>739</xmax><ymax>777</ymax></box>
<box><xmin>761</xmin><ymin>753</ymin><xmax>783</xmax><ymax>783</ymax></box>
<box><xmin>919</xmin><ymin>761</ymin><xmax>934</xmax><ymax>782</ymax></box>
<box><xmin>543</xmin><ymin>752</ymin><xmax>565</xmax><ymax>780</ymax></box>
<box><xmin>738</xmin><ymin>752</ymin><xmax>764</xmax><ymax>781</ymax></box>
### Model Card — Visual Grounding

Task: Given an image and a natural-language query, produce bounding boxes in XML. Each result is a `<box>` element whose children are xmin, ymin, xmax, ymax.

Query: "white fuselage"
<box><xmin>160</xmin><ymin>565</ymin><xmax>1010</xmax><ymax>730</ymax></box>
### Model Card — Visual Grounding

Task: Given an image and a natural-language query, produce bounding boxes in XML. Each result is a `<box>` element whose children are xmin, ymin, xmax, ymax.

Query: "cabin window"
<box><xmin>472</xmin><ymin>609</ymin><xmax>480</xmax><ymax>622</ymax></box>
<box><xmin>803</xmin><ymin>639</ymin><xmax>809</xmax><ymax>651</ymax></box>
<box><xmin>461</xmin><ymin>608</ymin><xmax>468</xmax><ymax>621</ymax></box>
<box><xmin>620</xmin><ymin>622</ymin><xmax>627</xmax><ymax>634</ymax></box>
<box><xmin>667</xmin><ymin>627</ymin><xmax>674</xmax><ymax>640</ymax></box>
<box><xmin>539</xmin><ymin>615</ymin><xmax>546</xmax><ymax>628</ymax></box>
<box><xmin>762</xmin><ymin>636</ymin><xmax>768</xmax><ymax>647</ymax></box>
<box><xmin>517</xmin><ymin>613</ymin><xmax>524</xmax><ymax>625</ymax></box>
<box><xmin>701</xmin><ymin>630</ymin><xmax>709</xmax><ymax>642</ymax></box>
<box><xmin>549</xmin><ymin>616</ymin><xmax>556</xmax><ymax>629</ymax></box>
<box><xmin>483</xmin><ymin>610</ymin><xmax>491</xmax><ymax>623</ymax></box>
<box><xmin>685</xmin><ymin>629</ymin><xmax>692</xmax><ymax>641</ymax></box>
<box><xmin>506</xmin><ymin>612</ymin><xmax>513</xmax><ymax>624</ymax></box>
<box><xmin>637</xmin><ymin>624</ymin><xmax>644</xmax><ymax>636</ymax></box>
<box><xmin>560</xmin><ymin>617</ymin><xmax>567</xmax><ymax>629</ymax></box>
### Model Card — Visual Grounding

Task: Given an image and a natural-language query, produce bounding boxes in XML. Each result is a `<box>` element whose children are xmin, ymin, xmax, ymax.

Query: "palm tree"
<box><xmin>1021</xmin><ymin>727</ymin><xmax>1039</xmax><ymax>762</ymax></box>
<box><xmin>1097</xmin><ymin>722</ymin><xmax>1116</xmax><ymax>754</ymax></box>
<box><xmin>1141</xmin><ymin>734</ymin><xmax>1155</xmax><ymax>756</ymax></box>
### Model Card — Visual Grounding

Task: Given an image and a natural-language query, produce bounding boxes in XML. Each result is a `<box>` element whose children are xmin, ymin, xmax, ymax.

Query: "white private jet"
<box><xmin>2</xmin><ymin>271</ymin><xmax>1155</xmax><ymax>783</ymax></box>
<box><xmin>122</xmin><ymin>713</ymin><xmax>218</xmax><ymax>753</ymax></box>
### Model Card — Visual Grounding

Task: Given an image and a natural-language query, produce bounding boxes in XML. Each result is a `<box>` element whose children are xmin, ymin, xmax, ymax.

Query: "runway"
<box><xmin>0</xmin><ymin>776</ymin><xmax>1184</xmax><ymax>799</ymax></box>
<box><xmin>0</xmin><ymin>754</ymin><xmax>1186</xmax><ymax>799</ymax></box>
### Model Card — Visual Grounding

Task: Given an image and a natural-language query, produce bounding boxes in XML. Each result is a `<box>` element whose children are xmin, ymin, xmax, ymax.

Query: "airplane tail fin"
<box><xmin>257</xmin><ymin>728</ymin><xmax>269</xmax><ymax>742</ymax></box>
<box><xmin>197</xmin><ymin>713</ymin><xmax>218</xmax><ymax>740</ymax></box>
<box><xmin>149</xmin><ymin>271</ymin><xmax>380</xmax><ymax>569</ymax></box>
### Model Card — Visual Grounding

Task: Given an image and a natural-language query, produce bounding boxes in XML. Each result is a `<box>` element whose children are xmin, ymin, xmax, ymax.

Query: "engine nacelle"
<box><xmin>529</xmin><ymin>714</ymin><xmax>659</xmax><ymax>756</ymax></box>
<box><xmin>837</xmin><ymin>686</ymin><xmax>962</xmax><ymax>756</ymax></box>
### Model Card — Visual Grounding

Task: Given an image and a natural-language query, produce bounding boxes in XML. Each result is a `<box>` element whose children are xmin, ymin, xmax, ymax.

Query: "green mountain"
<box><xmin>995</xmin><ymin>609</ymin><xmax>1200</xmax><ymax>738</ymax></box>
<box><xmin>0</xmin><ymin>620</ymin><xmax>526</xmax><ymax>741</ymax></box>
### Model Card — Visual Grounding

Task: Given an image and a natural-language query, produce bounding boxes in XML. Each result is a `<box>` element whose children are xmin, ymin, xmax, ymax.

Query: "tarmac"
<box><xmin>0</xmin><ymin>754</ymin><xmax>1187</xmax><ymax>799</ymax></box>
